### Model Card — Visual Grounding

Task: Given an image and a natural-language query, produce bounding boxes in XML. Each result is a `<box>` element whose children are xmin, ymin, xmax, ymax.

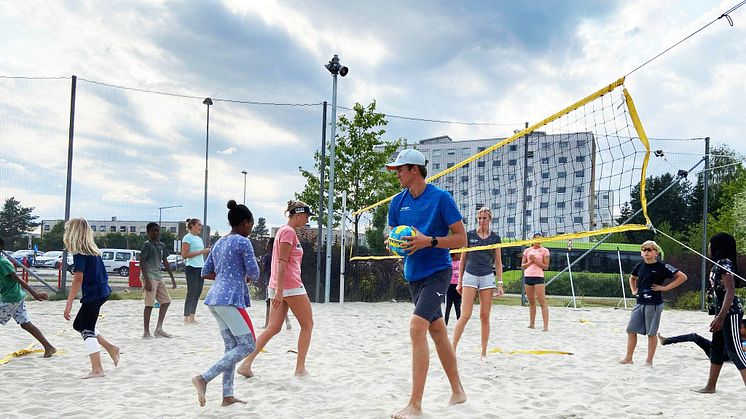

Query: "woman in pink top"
<box><xmin>238</xmin><ymin>200</ymin><xmax>315</xmax><ymax>378</ymax></box>
<box><xmin>522</xmin><ymin>232</ymin><xmax>550</xmax><ymax>331</ymax></box>
<box><xmin>444</xmin><ymin>252</ymin><xmax>462</xmax><ymax>325</ymax></box>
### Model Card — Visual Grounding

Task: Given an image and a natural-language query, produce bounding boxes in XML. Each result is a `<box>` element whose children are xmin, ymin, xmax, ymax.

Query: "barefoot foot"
<box><xmin>143</xmin><ymin>333</ymin><xmax>153</xmax><ymax>339</ymax></box>
<box><xmin>192</xmin><ymin>375</ymin><xmax>207</xmax><ymax>407</ymax></box>
<box><xmin>109</xmin><ymin>346</ymin><xmax>120</xmax><ymax>367</ymax></box>
<box><xmin>237</xmin><ymin>366</ymin><xmax>254</xmax><ymax>378</ymax></box>
<box><xmin>43</xmin><ymin>346</ymin><xmax>57</xmax><ymax>358</ymax></box>
<box><xmin>618</xmin><ymin>358</ymin><xmax>633</xmax><ymax>365</ymax></box>
<box><xmin>657</xmin><ymin>333</ymin><xmax>667</xmax><ymax>346</ymax></box>
<box><xmin>154</xmin><ymin>330</ymin><xmax>173</xmax><ymax>338</ymax></box>
<box><xmin>448</xmin><ymin>389</ymin><xmax>467</xmax><ymax>406</ymax></box>
<box><xmin>527</xmin><ymin>325</ymin><xmax>535</xmax><ymax>329</ymax></box>
<box><xmin>221</xmin><ymin>396</ymin><xmax>247</xmax><ymax>406</ymax></box>
<box><xmin>693</xmin><ymin>387</ymin><xmax>716</xmax><ymax>394</ymax></box>
<box><xmin>391</xmin><ymin>404</ymin><xmax>422</xmax><ymax>418</ymax></box>
<box><xmin>294</xmin><ymin>369</ymin><xmax>308</xmax><ymax>377</ymax></box>
<box><xmin>82</xmin><ymin>370</ymin><xmax>105</xmax><ymax>379</ymax></box>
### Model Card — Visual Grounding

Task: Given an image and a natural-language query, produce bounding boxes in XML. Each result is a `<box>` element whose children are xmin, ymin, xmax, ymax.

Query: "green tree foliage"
<box><xmin>297</xmin><ymin>100</ymin><xmax>402</xmax><ymax>245</ymax></box>
<box><xmin>618</xmin><ymin>173</ymin><xmax>692</xmax><ymax>243</ymax></box>
<box><xmin>685</xmin><ymin>146</ymin><xmax>746</xmax><ymax>254</ymax></box>
<box><xmin>365</xmin><ymin>205</ymin><xmax>389</xmax><ymax>254</ymax></box>
<box><xmin>689</xmin><ymin>144</ymin><xmax>745</xmax><ymax>219</ymax></box>
<box><xmin>38</xmin><ymin>221</ymin><xmax>65</xmax><ymax>251</ymax></box>
<box><xmin>94</xmin><ymin>233</ymin><xmax>147</xmax><ymax>250</ymax></box>
<box><xmin>0</xmin><ymin>197</ymin><xmax>40</xmax><ymax>249</ymax></box>
<box><xmin>210</xmin><ymin>232</ymin><xmax>221</xmax><ymax>245</ymax></box>
<box><xmin>250</xmin><ymin>217</ymin><xmax>269</xmax><ymax>239</ymax></box>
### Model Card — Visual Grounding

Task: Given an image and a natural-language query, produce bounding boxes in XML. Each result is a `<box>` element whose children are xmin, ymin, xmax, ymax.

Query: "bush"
<box><xmin>671</xmin><ymin>290</ymin><xmax>701</xmax><ymax>310</ymax></box>
<box><xmin>503</xmin><ymin>270</ymin><xmax>632</xmax><ymax>298</ymax></box>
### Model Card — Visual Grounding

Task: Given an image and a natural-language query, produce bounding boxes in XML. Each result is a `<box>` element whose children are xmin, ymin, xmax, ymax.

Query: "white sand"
<box><xmin>0</xmin><ymin>299</ymin><xmax>743</xmax><ymax>418</ymax></box>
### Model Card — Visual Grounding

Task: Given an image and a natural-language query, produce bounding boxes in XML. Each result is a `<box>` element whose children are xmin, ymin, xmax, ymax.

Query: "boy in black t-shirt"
<box><xmin>619</xmin><ymin>240</ymin><xmax>687</xmax><ymax>366</ymax></box>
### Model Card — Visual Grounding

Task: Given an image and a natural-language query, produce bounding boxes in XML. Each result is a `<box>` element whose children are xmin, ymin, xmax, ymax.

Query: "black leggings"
<box><xmin>445</xmin><ymin>283</ymin><xmax>461</xmax><ymax>325</ymax></box>
<box><xmin>663</xmin><ymin>333</ymin><xmax>712</xmax><ymax>357</ymax></box>
<box><xmin>184</xmin><ymin>266</ymin><xmax>205</xmax><ymax>316</ymax></box>
<box><xmin>73</xmin><ymin>298</ymin><xmax>107</xmax><ymax>340</ymax></box>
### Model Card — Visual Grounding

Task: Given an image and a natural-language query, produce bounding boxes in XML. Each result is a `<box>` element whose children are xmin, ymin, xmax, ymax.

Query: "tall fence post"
<box><xmin>520</xmin><ymin>123</ymin><xmax>529</xmax><ymax>306</ymax></box>
<box><xmin>316</xmin><ymin>101</ymin><xmax>327</xmax><ymax>303</ymax></box>
<box><xmin>61</xmin><ymin>75</ymin><xmax>77</xmax><ymax>293</ymax></box>
<box><xmin>700</xmin><ymin>136</ymin><xmax>710</xmax><ymax>311</ymax></box>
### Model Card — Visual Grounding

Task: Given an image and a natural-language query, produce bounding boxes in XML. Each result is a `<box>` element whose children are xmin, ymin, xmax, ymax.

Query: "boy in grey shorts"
<box><xmin>619</xmin><ymin>240</ymin><xmax>687</xmax><ymax>366</ymax></box>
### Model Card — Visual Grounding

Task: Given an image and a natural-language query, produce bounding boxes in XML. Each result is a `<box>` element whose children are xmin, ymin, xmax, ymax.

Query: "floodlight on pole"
<box><xmin>323</xmin><ymin>54</ymin><xmax>347</xmax><ymax>303</ymax></box>
<box><xmin>202</xmin><ymin>97</ymin><xmax>213</xmax><ymax>244</ymax></box>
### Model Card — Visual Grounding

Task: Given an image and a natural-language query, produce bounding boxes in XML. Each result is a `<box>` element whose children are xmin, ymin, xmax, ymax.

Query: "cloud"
<box><xmin>217</xmin><ymin>146</ymin><xmax>238</xmax><ymax>155</ymax></box>
<box><xmin>1</xmin><ymin>0</ymin><xmax>745</xmax><ymax>233</ymax></box>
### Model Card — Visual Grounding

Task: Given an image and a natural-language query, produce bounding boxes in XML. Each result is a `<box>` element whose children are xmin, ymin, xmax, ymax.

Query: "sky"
<box><xmin>1</xmin><ymin>0</ymin><xmax>745</xmax><ymax>235</ymax></box>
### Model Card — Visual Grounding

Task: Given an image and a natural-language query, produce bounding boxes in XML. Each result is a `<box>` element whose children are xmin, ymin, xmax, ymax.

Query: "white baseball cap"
<box><xmin>385</xmin><ymin>148</ymin><xmax>426</xmax><ymax>169</ymax></box>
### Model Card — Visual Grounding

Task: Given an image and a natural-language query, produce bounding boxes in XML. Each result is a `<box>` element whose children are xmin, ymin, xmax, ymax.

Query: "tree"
<box><xmin>0</xmin><ymin>197</ymin><xmax>40</xmax><ymax>249</ymax></box>
<box><xmin>297</xmin><ymin>100</ymin><xmax>402</xmax><ymax>246</ymax></box>
<box><xmin>365</xmin><ymin>205</ymin><xmax>389</xmax><ymax>254</ymax></box>
<box><xmin>620</xmin><ymin>173</ymin><xmax>692</xmax><ymax>243</ymax></box>
<box><xmin>250</xmin><ymin>217</ymin><xmax>269</xmax><ymax>239</ymax></box>
<box><xmin>38</xmin><ymin>221</ymin><xmax>65</xmax><ymax>251</ymax></box>
<box><xmin>689</xmin><ymin>144</ymin><xmax>745</xmax><ymax>220</ymax></box>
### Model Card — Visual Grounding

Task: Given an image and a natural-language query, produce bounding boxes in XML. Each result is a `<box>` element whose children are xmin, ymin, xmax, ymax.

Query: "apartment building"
<box><xmin>383</xmin><ymin>132</ymin><xmax>615</xmax><ymax>240</ymax></box>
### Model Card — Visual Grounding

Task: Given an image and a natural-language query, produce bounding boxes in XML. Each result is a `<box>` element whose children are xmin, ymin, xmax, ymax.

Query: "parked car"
<box><xmin>34</xmin><ymin>251</ymin><xmax>74</xmax><ymax>269</ymax></box>
<box><xmin>164</xmin><ymin>254</ymin><xmax>185</xmax><ymax>271</ymax></box>
<box><xmin>10</xmin><ymin>250</ymin><xmax>43</xmax><ymax>267</ymax></box>
<box><xmin>100</xmin><ymin>249</ymin><xmax>140</xmax><ymax>277</ymax></box>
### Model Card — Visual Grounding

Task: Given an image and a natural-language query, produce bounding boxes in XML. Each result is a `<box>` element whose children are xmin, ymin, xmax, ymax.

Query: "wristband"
<box><xmin>497</xmin><ymin>280</ymin><xmax>503</xmax><ymax>285</ymax></box>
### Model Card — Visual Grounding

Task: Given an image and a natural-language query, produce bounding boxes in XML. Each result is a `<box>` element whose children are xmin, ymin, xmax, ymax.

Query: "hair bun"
<box><xmin>185</xmin><ymin>218</ymin><xmax>191</xmax><ymax>223</ymax></box>
<box><xmin>227</xmin><ymin>200</ymin><xmax>238</xmax><ymax>209</ymax></box>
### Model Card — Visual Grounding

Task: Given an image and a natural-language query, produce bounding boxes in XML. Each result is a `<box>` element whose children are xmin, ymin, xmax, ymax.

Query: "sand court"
<box><xmin>0</xmin><ymin>299</ymin><xmax>743</xmax><ymax>418</ymax></box>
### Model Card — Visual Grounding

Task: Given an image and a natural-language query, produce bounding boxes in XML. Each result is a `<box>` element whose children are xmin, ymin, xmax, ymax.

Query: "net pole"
<box><xmin>700</xmin><ymin>136</ymin><xmax>710</xmax><ymax>311</ymax></box>
<box><xmin>61</xmin><ymin>75</ymin><xmax>77</xmax><ymax>293</ymax></box>
<box><xmin>325</xmin><ymin>74</ymin><xmax>339</xmax><ymax>304</ymax></box>
<box><xmin>617</xmin><ymin>247</ymin><xmax>628</xmax><ymax>309</ymax></box>
<box><xmin>566</xmin><ymin>251</ymin><xmax>578</xmax><ymax>308</ymax></box>
<box><xmin>546</xmin><ymin>157</ymin><xmax>706</xmax><ymax>286</ymax></box>
<box><xmin>339</xmin><ymin>191</ymin><xmax>347</xmax><ymax>304</ymax></box>
<box><xmin>520</xmin><ymin>125</ymin><xmax>530</xmax><ymax>306</ymax></box>
<box><xmin>315</xmin><ymin>101</ymin><xmax>327</xmax><ymax>303</ymax></box>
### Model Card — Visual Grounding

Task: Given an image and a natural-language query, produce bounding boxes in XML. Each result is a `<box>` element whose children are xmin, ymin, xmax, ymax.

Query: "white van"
<box><xmin>100</xmin><ymin>249</ymin><xmax>140</xmax><ymax>277</ymax></box>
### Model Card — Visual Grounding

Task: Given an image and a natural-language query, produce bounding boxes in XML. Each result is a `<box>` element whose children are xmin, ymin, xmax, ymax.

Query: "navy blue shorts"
<box><xmin>524</xmin><ymin>276</ymin><xmax>545</xmax><ymax>286</ymax></box>
<box><xmin>409</xmin><ymin>269</ymin><xmax>450</xmax><ymax>323</ymax></box>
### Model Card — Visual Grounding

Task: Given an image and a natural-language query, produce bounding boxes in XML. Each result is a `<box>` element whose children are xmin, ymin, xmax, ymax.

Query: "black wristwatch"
<box><xmin>430</xmin><ymin>236</ymin><xmax>439</xmax><ymax>248</ymax></box>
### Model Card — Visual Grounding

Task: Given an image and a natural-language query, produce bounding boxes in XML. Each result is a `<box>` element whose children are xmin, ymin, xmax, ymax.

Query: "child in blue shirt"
<box><xmin>63</xmin><ymin>218</ymin><xmax>120</xmax><ymax>379</ymax></box>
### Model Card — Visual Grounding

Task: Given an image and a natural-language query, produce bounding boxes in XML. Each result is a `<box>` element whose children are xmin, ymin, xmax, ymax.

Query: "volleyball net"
<box><xmin>351</xmin><ymin>77</ymin><xmax>654</xmax><ymax>260</ymax></box>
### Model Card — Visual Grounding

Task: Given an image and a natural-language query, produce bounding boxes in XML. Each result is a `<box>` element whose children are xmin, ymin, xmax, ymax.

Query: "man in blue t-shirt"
<box><xmin>386</xmin><ymin>148</ymin><xmax>467</xmax><ymax>418</ymax></box>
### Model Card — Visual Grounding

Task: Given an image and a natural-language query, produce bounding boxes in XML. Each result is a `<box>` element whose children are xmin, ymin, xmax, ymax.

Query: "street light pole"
<box><xmin>202</xmin><ymin>97</ymin><xmax>213</xmax><ymax>244</ymax></box>
<box><xmin>241</xmin><ymin>170</ymin><xmax>248</xmax><ymax>205</ymax></box>
<box><xmin>158</xmin><ymin>205</ymin><xmax>182</xmax><ymax>228</ymax></box>
<box><xmin>323</xmin><ymin>54</ymin><xmax>348</xmax><ymax>303</ymax></box>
